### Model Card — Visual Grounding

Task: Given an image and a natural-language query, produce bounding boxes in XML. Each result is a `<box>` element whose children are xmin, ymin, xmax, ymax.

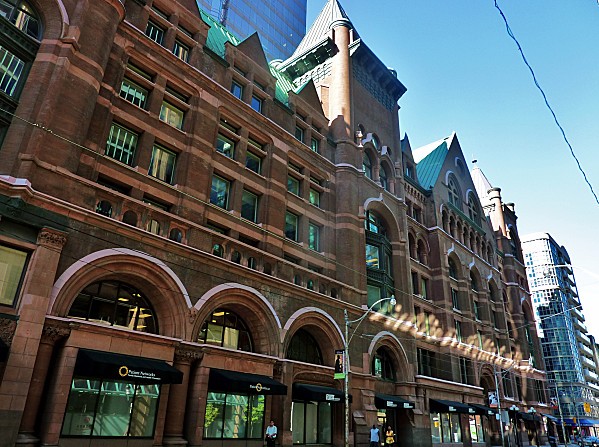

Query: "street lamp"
<box><xmin>343</xmin><ymin>295</ymin><xmax>397</xmax><ymax>447</ymax></box>
<box><xmin>509</xmin><ymin>405</ymin><xmax>521</xmax><ymax>447</ymax></box>
<box><xmin>549</xmin><ymin>381</ymin><xmax>568</xmax><ymax>446</ymax></box>
<box><xmin>528</xmin><ymin>407</ymin><xmax>538</xmax><ymax>446</ymax></box>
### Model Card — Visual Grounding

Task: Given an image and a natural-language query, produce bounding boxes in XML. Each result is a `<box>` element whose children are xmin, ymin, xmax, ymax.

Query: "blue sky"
<box><xmin>307</xmin><ymin>0</ymin><xmax>599</xmax><ymax>336</ymax></box>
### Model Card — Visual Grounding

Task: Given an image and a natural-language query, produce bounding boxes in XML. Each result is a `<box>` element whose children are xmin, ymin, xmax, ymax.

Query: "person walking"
<box><xmin>385</xmin><ymin>426</ymin><xmax>395</xmax><ymax>447</ymax></box>
<box><xmin>265</xmin><ymin>420</ymin><xmax>277</xmax><ymax>447</ymax></box>
<box><xmin>370</xmin><ymin>424</ymin><xmax>380</xmax><ymax>447</ymax></box>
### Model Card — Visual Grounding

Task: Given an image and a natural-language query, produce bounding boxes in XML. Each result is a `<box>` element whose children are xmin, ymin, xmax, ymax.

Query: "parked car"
<box><xmin>581</xmin><ymin>436</ymin><xmax>599</xmax><ymax>447</ymax></box>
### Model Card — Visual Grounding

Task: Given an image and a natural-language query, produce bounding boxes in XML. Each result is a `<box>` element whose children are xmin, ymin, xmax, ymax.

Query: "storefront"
<box><xmin>61</xmin><ymin>349</ymin><xmax>183</xmax><ymax>438</ymax></box>
<box><xmin>470</xmin><ymin>404</ymin><xmax>496</xmax><ymax>444</ymax></box>
<box><xmin>204</xmin><ymin>368</ymin><xmax>287</xmax><ymax>442</ymax></box>
<box><xmin>375</xmin><ymin>393</ymin><xmax>415</xmax><ymax>444</ymax></box>
<box><xmin>429</xmin><ymin>399</ymin><xmax>482</xmax><ymax>445</ymax></box>
<box><xmin>291</xmin><ymin>384</ymin><xmax>345</xmax><ymax>445</ymax></box>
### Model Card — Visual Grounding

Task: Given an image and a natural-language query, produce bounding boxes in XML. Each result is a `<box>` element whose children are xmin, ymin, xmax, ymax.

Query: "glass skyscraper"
<box><xmin>197</xmin><ymin>0</ymin><xmax>307</xmax><ymax>61</ymax></box>
<box><xmin>522</xmin><ymin>233</ymin><xmax>599</xmax><ymax>420</ymax></box>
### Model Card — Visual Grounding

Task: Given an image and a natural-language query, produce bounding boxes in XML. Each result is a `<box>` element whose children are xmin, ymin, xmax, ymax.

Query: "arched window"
<box><xmin>231</xmin><ymin>251</ymin><xmax>241</xmax><ymax>264</ymax></box>
<box><xmin>448</xmin><ymin>257</ymin><xmax>458</xmax><ymax>279</ymax></box>
<box><xmin>247</xmin><ymin>257</ymin><xmax>257</xmax><ymax>269</ymax></box>
<box><xmin>372</xmin><ymin>134</ymin><xmax>381</xmax><ymax>151</ymax></box>
<box><xmin>198</xmin><ymin>309</ymin><xmax>253</xmax><ymax>351</ymax></box>
<box><xmin>122</xmin><ymin>210</ymin><xmax>137</xmax><ymax>226</ymax></box>
<box><xmin>363</xmin><ymin>152</ymin><xmax>373</xmax><ymax>179</ymax></box>
<box><xmin>365</xmin><ymin>210</ymin><xmax>394</xmax><ymax>310</ymax></box>
<box><xmin>212</xmin><ymin>244</ymin><xmax>224</xmax><ymax>257</ymax></box>
<box><xmin>447</xmin><ymin>175</ymin><xmax>462</xmax><ymax>208</ymax></box>
<box><xmin>146</xmin><ymin>219</ymin><xmax>160</xmax><ymax>235</ymax></box>
<box><xmin>365</xmin><ymin>210</ymin><xmax>387</xmax><ymax>236</ymax></box>
<box><xmin>68</xmin><ymin>280</ymin><xmax>157</xmax><ymax>333</ymax></box>
<box><xmin>96</xmin><ymin>200</ymin><xmax>113</xmax><ymax>217</ymax></box>
<box><xmin>307</xmin><ymin>279</ymin><xmax>314</xmax><ymax>290</ymax></box>
<box><xmin>1</xmin><ymin>1</ymin><xmax>41</xmax><ymax>40</ymax></box>
<box><xmin>169</xmin><ymin>228</ymin><xmax>183</xmax><ymax>242</ymax></box>
<box><xmin>379</xmin><ymin>164</ymin><xmax>389</xmax><ymax>191</ymax></box>
<box><xmin>470</xmin><ymin>271</ymin><xmax>479</xmax><ymax>292</ymax></box>
<box><xmin>467</xmin><ymin>193</ymin><xmax>480</xmax><ymax>225</ymax></box>
<box><xmin>286</xmin><ymin>329</ymin><xmax>323</xmax><ymax>364</ymax></box>
<box><xmin>372</xmin><ymin>347</ymin><xmax>396</xmax><ymax>381</ymax></box>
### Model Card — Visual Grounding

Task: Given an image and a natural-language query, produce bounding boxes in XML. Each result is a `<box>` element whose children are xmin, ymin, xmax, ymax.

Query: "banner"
<box><xmin>488</xmin><ymin>391</ymin><xmax>499</xmax><ymax>408</ymax></box>
<box><xmin>334</xmin><ymin>349</ymin><xmax>345</xmax><ymax>379</ymax></box>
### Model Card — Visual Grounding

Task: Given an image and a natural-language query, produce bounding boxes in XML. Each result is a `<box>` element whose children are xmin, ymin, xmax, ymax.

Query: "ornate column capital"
<box><xmin>41</xmin><ymin>324</ymin><xmax>70</xmax><ymax>344</ymax></box>
<box><xmin>37</xmin><ymin>228</ymin><xmax>67</xmax><ymax>250</ymax></box>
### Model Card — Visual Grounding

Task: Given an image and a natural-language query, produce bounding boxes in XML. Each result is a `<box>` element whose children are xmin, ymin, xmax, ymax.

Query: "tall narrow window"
<box><xmin>310</xmin><ymin>137</ymin><xmax>319</xmax><ymax>153</ymax></box>
<box><xmin>0</xmin><ymin>244</ymin><xmax>28</xmax><ymax>306</ymax></box>
<box><xmin>241</xmin><ymin>190</ymin><xmax>258</xmax><ymax>222</ymax></box>
<box><xmin>250</xmin><ymin>95</ymin><xmax>262</xmax><ymax>113</ymax></box>
<box><xmin>363</xmin><ymin>153</ymin><xmax>372</xmax><ymax>179</ymax></box>
<box><xmin>455</xmin><ymin>320</ymin><xmax>462</xmax><ymax>342</ymax></box>
<box><xmin>309</xmin><ymin>188</ymin><xmax>320</xmax><ymax>207</ymax></box>
<box><xmin>447</xmin><ymin>175</ymin><xmax>461</xmax><ymax>208</ymax></box>
<box><xmin>308</xmin><ymin>223</ymin><xmax>320</xmax><ymax>252</ymax></box>
<box><xmin>285</xmin><ymin>212</ymin><xmax>298</xmax><ymax>241</ymax></box>
<box><xmin>451</xmin><ymin>288</ymin><xmax>460</xmax><ymax>310</ymax></box>
<box><xmin>145</xmin><ymin>21</ymin><xmax>164</xmax><ymax>45</ymax></box>
<box><xmin>210</xmin><ymin>175</ymin><xmax>230</xmax><ymax>209</ymax></box>
<box><xmin>294</xmin><ymin>126</ymin><xmax>304</xmax><ymax>143</ymax></box>
<box><xmin>173</xmin><ymin>39</ymin><xmax>189</xmax><ymax>62</ymax></box>
<box><xmin>380</xmin><ymin>164</ymin><xmax>389</xmax><ymax>191</ymax></box>
<box><xmin>230</xmin><ymin>80</ymin><xmax>243</xmax><ymax>99</ymax></box>
<box><xmin>0</xmin><ymin>46</ymin><xmax>24</xmax><ymax>97</ymax></box>
<box><xmin>148</xmin><ymin>145</ymin><xmax>176</xmax><ymax>183</ymax></box>
<box><xmin>105</xmin><ymin>123</ymin><xmax>138</xmax><ymax>165</ymax></box>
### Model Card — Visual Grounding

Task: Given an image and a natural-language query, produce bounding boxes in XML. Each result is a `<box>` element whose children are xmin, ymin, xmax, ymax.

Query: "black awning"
<box><xmin>293</xmin><ymin>383</ymin><xmax>350</xmax><ymax>403</ymax></box>
<box><xmin>74</xmin><ymin>349</ymin><xmax>183</xmax><ymax>384</ymax></box>
<box><xmin>375</xmin><ymin>393</ymin><xmax>415</xmax><ymax>410</ymax></box>
<box><xmin>209</xmin><ymin>368</ymin><xmax>287</xmax><ymax>395</ymax></box>
<box><xmin>519</xmin><ymin>412</ymin><xmax>541</xmax><ymax>422</ymax></box>
<box><xmin>430</xmin><ymin>399</ymin><xmax>476</xmax><ymax>414</ymax></box>
<box><xmin>0</xmin><ymin>337</ymin><xmax>8</xmax><ymax>362</ymax></box>
<box><xmin>471</xmin><ymin>403</ymin><xmax>497</xmax><ymax>416</ymax></box>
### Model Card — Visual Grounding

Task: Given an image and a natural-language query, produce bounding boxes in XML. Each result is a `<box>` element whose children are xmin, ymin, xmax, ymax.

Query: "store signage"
<box><xmin>404</xmin><ymin>403</ymin><xmax>414</xmax><ymax>409</ymax></box>
<box><xmin>118</xmin><ymin>365</ymin><xmax>159</xmax><ymax>381</ymax></box>
<box><xmin>468</xmin><ymin>408</ymin><xmax>476</xmax><ymax>414</ymax></box>
<box><xmin>250</xmin><ymin>383</ymin><xmax>271</xmax><ymax>392</ymax></box>
<box><xmin>449</xmin><ymin>406</ymin><xmax>456</xmax><ymax>412</ymax></box>
<box><xmin>326</xmin><ymin>394</ymin><xmax>341</xmax><ymax>402</ymax></box>
<box><xmin>387</xmin><ymin>401</ymin><xmax>398</xmax><ymax>408</ymax></box>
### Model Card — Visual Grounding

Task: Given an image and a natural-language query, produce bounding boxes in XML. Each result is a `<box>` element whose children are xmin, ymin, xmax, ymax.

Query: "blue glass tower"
<box><xmin>198</xmin><ymin>0</ymin><xmax>307</xmax><ymax>61</ymax></box>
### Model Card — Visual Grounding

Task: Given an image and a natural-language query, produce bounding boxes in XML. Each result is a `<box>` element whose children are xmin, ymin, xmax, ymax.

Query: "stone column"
<box><xmin>0</xmin><ymin>228</ymin><xmax>67</xmax><ymax>447</ymax></box>
<box><xmin>16</xmin><ymin>324</ymin><xmax>70</xmax><ymax>446</ymax></box>
<box><xmin>163</xmin><ymin>348</ymin><xmax>202</xmax><ymax>446</ymax></box>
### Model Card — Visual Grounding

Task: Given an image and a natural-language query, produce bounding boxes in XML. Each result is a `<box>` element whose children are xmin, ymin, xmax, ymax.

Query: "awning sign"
<box><xmin>326</xmin><ymin>393</ymin><xmax>341</xmax><ymax>402</ymax></box>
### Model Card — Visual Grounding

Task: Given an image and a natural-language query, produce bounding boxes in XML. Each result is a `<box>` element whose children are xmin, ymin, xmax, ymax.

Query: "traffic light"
<box><xmin>584</xmin><ymin>402</ymin><xmax>591</xmax><ymax>414</ymax></box>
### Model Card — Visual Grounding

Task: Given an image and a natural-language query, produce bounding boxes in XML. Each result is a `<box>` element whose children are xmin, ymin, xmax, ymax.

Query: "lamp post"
<box><xmin>509</xmin><ymin>405</ymin><xmax>521</xmax><ymax>447</ymax></box>
<box><xmin>550</xmin><ymin>381</ymin><xmax>569</xmax><ymax>446</ymax></box>
<box><xmin>528</xmin><ymin>407</ymin><xmax>538</xmax><ymax>446</ymax></box>
<box><xmin>343</xmin><ymin>295</ymin><xmax>397</xmax><ymax>447</ymax></box>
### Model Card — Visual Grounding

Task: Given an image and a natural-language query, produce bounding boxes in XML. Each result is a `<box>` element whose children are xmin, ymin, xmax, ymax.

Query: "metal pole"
<box><xmin>494</xmin><ymin>366</ymin><xmax>507</xmax><ymax>447</ymax></box>
<box><xmin>554</xmin><ymin>384</ymin><xmax>568</xmax><ymax>445</ymax></box>
<box><xmin>344</xmin><ymin>308</ymin><xmax>350</xmax><ymax>447</ymax></box>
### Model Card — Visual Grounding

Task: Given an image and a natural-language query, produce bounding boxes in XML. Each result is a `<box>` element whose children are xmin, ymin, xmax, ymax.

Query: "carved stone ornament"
<box><xmin>188</xmin><ymin>307</ymin><xmax>198</xmax><ymax>323</ymax></box>
<box><xmin>174</xmin><ymin>347</ymin><xmax>203</xmax><ymax>364</ymax></box>
<box><xmin>0</xmin><ymin>317</ymin><xmax>17</xmax><ymax>345</ymax></box>
<box><xmin>41</xmin><ymin>324</ymin><xmax>71</xmax><ymax>343</ymax></box>
<box><xmin>37</xmin><ymin>229</ymin><xmax>67</xmax><ymax>250</ymax></box>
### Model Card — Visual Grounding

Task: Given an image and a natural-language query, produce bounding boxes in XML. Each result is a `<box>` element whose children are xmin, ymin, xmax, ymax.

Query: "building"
<box><xmin>197</xmin><ymin>0</ymin><xmax>307</xmax><ymax>61</ymax></box>
<box><xmin>0</xmin><ymin>1</ymin><xmax>548</xmax><ymax>447</ymax></box>
<box><xmin>521</xmin><ymin>233</ymin><xmax>599</xmax><ymax>432</ymax></box>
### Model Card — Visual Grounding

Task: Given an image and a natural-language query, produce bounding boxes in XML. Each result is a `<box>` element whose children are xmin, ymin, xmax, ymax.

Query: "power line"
<box><xmin>493</xmin><ymin>0</ymin><xmax>599</xmax><ymax>206</ymax></box>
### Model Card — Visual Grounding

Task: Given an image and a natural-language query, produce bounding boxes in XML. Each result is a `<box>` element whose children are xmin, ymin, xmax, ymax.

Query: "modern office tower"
<box><xmin>0</xmin><ymin>1</ymin><xmax>548</xmax><ymax>447</ymax></box>
<box><xmin>521</xmin><ymin>233</ymin><xmax>599</xmax><ymax>424</ymax></box>
<box><xmin>200</xmin><ymin>0</ymin><xmax>307</xmax><ymax>61</ymax></box>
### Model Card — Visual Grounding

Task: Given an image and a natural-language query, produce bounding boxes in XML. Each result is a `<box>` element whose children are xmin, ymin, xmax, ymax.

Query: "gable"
<box><xmin>237</xmin><ymin>33</ymin><xmax>270</xmax><ymax>72</ymax></box>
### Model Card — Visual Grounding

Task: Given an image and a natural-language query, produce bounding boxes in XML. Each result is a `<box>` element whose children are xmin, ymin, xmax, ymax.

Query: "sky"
<box><xmin>307</xmin><ymin>0</ymin><xmax>599</xmax><ymax>336</ymax></box>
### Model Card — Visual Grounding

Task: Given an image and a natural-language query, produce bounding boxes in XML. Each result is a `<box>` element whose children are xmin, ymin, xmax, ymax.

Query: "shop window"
<box><xmin>67</xmin><ymin>281</ymin><xmax>157</xmax><ymax>333</ymax></box>
<box><xmin>0</xmin><ymin>244</ymin><xmax>28</xmax><ymax>306</ymax></box>
<box><xmin>216</xmin><ymin>134</ymin><xmax>235</xmax><ymax>158</ymax></box>
<box><xmin>230</xmin><ymin>80</ymin><xmax>243</xmax><ymax>99</ymax></box>
<box><xmin>372</xmin><ymin>347</ymin><xmax>396</xmax><ymax>381</ymax></box>
<box><xmin>105</xmin><ymin>123</ymin><xmax>138</xmax><ymax>166</ymax></box>
<box><xmin>204</xmin><ymin>392</ymin><xmax>264</xmax><ymax>439</ymax></box>
<box><xmin>250</xmin><ymin>95</ymin><xmax>262</xmax><ymax>113</ymax></box>
<box><xmin>210</xmin><ymin>175</ymin><xmax>230</xmax><ymax>209</ymax></box>
<box><xmin>285</xmin><ymin>211</ymin><xmax>298</xmax><ymax>241</ymax></box>
<box><xmin>469</xmin><ymin>415</ymin><xmax>484</xmax><ymax>443</ymax></box>
<box><xmin>148</xmin><ymin>145</ymin><xmax>176</xmax><ymax>184</ymax></box>
<box><xmin>241</xmin><ymin>190</ymin><xmax>258</xmax><ymax>222</ymax></box>
<box><xmin>119</xmin><ymin>78</ymin><xmax>148</xmax><ymax>108</ymax></box>
<box><xmin>430</xmin><ymin>413</ymin><xmax>461</xmax><ymax>443</ymax></box>
<box><xmin>308</xmin><ymin>223</ymin><xmax>320</xmax><ymax>252</ymax></box>
<box><xmin>291</xmin><ymin>401</ymin><xmax>332</xmax><ymax>444</ymax></box>
<box><xmin>159</xmin><ymin>101</ymin><xmax>184</xmax><ymax>129</ymax></box>
<box><xmin>286</xmin><ymin>329</ymin><xmax>322</xmax><ymax>364</ymax></box>
<box><xmin>198</xmin><ymin>309</ymin><xmax>253</xmax><ymax>351</ymax></box>
<box><xmin>172</xmin><ymin>39</ymin><xmax>189</xmax><ymax>62</ymax></box>
<box><xmin>62</xmin><ymin>379</ymin><xmax>160</xmax><ymax>437</ymax></box>
<box><xmin>145</xmin><ymin>20</ymin><xmax>164</xmax><ymax>45</ymax></box>
<box><xmin>95</xmin><ymin>200</ymin><xmax>113</xmax><ymax>217</ymax></box>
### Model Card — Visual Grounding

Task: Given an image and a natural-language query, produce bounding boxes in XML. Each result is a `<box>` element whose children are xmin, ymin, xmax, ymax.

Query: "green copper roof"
<box><xmin>200</xmin><ymin>9</ymin><xmax>240</xmax><ymax>58</ymax></box>
<box><xmin>415</xmin><ymin>141</ymin><xmax>448</xmax><ymax>190</ymax></box>
<box><xmin>269</xmin><ymin>63</ymin><xmax>294</xmax><ymax>106</ymax></box>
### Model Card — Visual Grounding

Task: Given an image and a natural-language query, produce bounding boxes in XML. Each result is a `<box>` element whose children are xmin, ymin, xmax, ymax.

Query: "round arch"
<box><xmin>363</xmin><ymin>197</ymin><xmax>402</xmax><ymax>243</ymax></box>
<box><xmin>367</xmin><ymin>331</ymin><xmax>413</xmax><ymax>382</ymax></box>
<box><xmin>192</xmin><ymin>283</ymin><xmax>283</xmax><ymax>356</ymax></box>
<box><xmin>29</xmin><ymin>0</ymin><xmax>70</xmax><ymax>40</ymax></box>
<box><xmin>283</xmin><ymin>307</ymin><xmax>344</xmax><ymax>366</ymax></box>
<box><xmin>479</xmin><ymin>363</ymin><xmax>496</xmax><ymax>392</ymax></box>
<box><xmin>51</xmin><ymin>248</ymin><xmax>191</xmax><ymax>339</ymax></box>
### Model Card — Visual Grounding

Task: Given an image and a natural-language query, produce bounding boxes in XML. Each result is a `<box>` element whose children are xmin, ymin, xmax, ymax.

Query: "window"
<box><xmin>119</xmin><ymin>78</ymin><xmax>148</xmax><ymax>108</ymax></box>
<box><xmin>230</xmin><ymin>80</ymin><xmax>243</xmax><ymax>99</ymax></box>
<box><xmin>241</xmin><ymin>190</ymin><xmax>258</xmax><ymax>222</ymax></box>
<box><xmin>309</xmin><ymin>188</ymin><xmax>320</xmax><ymax>207</ymax></box>
<box><xmin>363</xmin><ymin>152</ymin><xmax>372</xmax><ymax>179</ymax></box>
<box><xmin>292</xmin><ymin>401</ymin><xmax>331</xmax><ymax>445</ymax></box>
<box><xmin>0</xmin><ymin>0</ymin><xmax>41</xmax><ymax>40</ymax></box>
<box><xmin>366</xmin><ymin>244</ymin><xmax>380</xmax><ymax>269</ymax></box>
<box><xmin>310</xmin><ymin>137</ymin><xmax>319</xmax><ymax>153</ymax></box>
<box><xmin>447</xmin><ymin>175</ymin><xmax>461</xmax><ymax>208</ymax></box>
<box><xmin>286</xmin><ymin>329</ymin><xmax>322</xmax><ymax>364</ymax></box>
<box><xmin>459</xmin><ymin>357</ymin><xmax>472</xmax><ymax>384</ymax></box>
<box><xmin>417</xmin><ymin>348</ymin><xmax>435</xmax><ymax>376</ymax></box>
<box><xmin>250</xmin><ymin>95</ymin><xmax>262</xmax><ymax>113</ymax></box>
<box><xmin>216</xmin><ymin>134</ymin><xmax>235</xmax><ymax>158</ymax></box>
<box><xmin>145</xmin><ymin>20</ymin><xmax>164</xmax><ymax>45</ymax></box>
<box><xmin>424</xmin><ymin>312</ymin><xmax>431</xmax><ymax>336</ymax></box>
<box><xmin>470</xmin><ymin>271</ymin><xmax>479</xmax><ymax>292</ymax></box>
<box><xmin>173</xmin><ymin>39</ymin><xmax>189</xmax><ymax>62</ymax></box>
<box><xmin>210</xmin><ymin>175</ymin><xmax>230</xmax><ymax>209</ymax></box>
<box><xmin>469</xmin><ymin>415</ymin><xmax>484</xmax><ymax>443</ymax></box>
<box><xmin>148</xmin><ymin>145</ymin><xmax>176</xmax><ymax>183</ymax></box>
<box><xmin>294</xmin><ymin>126</ymin><xmax>304</xmax><ymax>143</ymax></box>
<box><xmin>0</xmin><ymin>46</ymin><xmax>24</xmax><ymax>97</ymax></box>
<box><xmin>0</xmin><ymin>244</ymin><xmax>28</xmax><ymax>306</ymax></box>
<box><xmin>204</xmin><ymin>392</ymin><xmax>264</xmax><ymax>439</ymax></box>
<box><xmin>477</xmin><ymin>330</ymin><xmax>483</xmax><ymax>349</ymax></box>
<box><xmin>96</xmin><ymin>200</ymin><xmax>113</xmax><ymax>217</ymax></box>
<box><xmin>455</xmin><ymin>320</ymin><xmax>462</xmax><ymax>342</ymax></box>
<box><xmin>421</xmin><ymin>277</ymin><xmax>429</xmax><ymax>300</ymax></box>
<box><xmin>105</xmin><ymin>123</ymin><xmax>138</xmax><ymax>165</ymax></box>
<box><xmin>492</xmin><ymin>311</ymin><xmax>499</xmax><ymax>329</ymax></box>
<box><xmin>308</xmin><ymin>223</ymin><xmax>320</xmax><ymax>252</ymax></box>
<box><xmin>284</xmin><ymin>211</ymin><xmax>298</xmax><ymax>241</ymax></box>
<box><xmin>448</xmin><ymin>257</ymin><xmax>458</xmax><ymax>279</ymax></box>
<box><xmin>380</xmin><ymin>164</ymin><xmax>389</xmax><ymax>191</ymax></box>
<box><xmin>198</xmin><ymin>309</ymin><xmax>253</xmax><ymax>351</ymax></box>
<box><xmin>159</xmin><ymin>101</ymin><xmax>184</xmax><ymax>129</ymax></box>
<box><xmin>62</xmin><ymin>379</ymin><xmax>160</xmax><ymax>437</ymax></box>
<box><xmin>430</xmin><ymin>413</ymin><xmax>462</xmax><ymax>444</ymax></box>
<box><xmin>405</xmin><ymin>163</ymin><xmax>415</xmax><ymax>179</ymax></box>
<box><xmin>146</xmin><ymin>219</ymin><xmax>161</xmax><ymax>235</ymax></box>
<box><xmin>467</xmin><ymin>193</ymin><xmax>480</xmax><ymax>225</ymax></box>
<box><xmin>287</xmin><ymin>175</ymin><xmax>300</xmax><ymax>195</ymax></box>
<box><xmin>451</xmin><ymin>288</ymin><xmax>460</xmax><ymax>310</ymax></box>
<box><xmin>473</xmin><ymin>300</ymin><xmax>480</xmax><ymax>320</ymax></box>
<box><xmin>411</xmin><ymin>271</ymin><xmax>419</xmax><ymax>295</ymax></box>
<box><xmin>245</xmin><ymin>151</ymin><xmax>261</xmax><ymax>174</ymax></box>
<box><xmin>67</xmin><ymin>281</ymin><xmax>157</xmax><ymax>333</ymax></box>
<box><xmin>372</xmin><ymin>347</ymin><xmax>396</xmax><ymax>381</ymax></box>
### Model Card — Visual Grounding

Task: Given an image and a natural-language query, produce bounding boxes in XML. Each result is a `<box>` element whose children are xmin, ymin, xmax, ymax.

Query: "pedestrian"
<box><xmin>265</xmin><ymin>420</ymin><xmax>277</xmax><ymax>447</ymax></box>
<box><xmin>370</xmin><ymin>424</ymin><xmax>380</xmax><ymax>447</ymax></box>
<box><xmin>385</xmin><ymin>426</ymin><xmax>395</xmax><ymax>447</ymax></box>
